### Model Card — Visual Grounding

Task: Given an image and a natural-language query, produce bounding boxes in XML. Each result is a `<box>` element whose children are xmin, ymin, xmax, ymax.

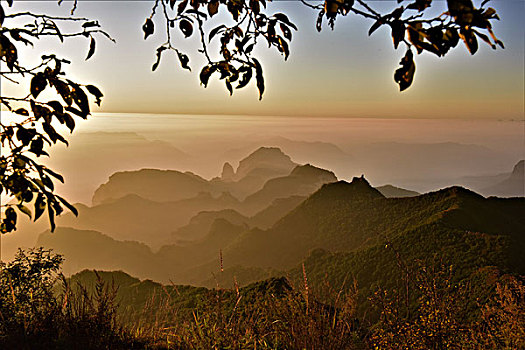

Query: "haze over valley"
<box><xmin>3</xmin><ymin>115</ymin><xmax>523</xmax><ymax>284</ymax></box>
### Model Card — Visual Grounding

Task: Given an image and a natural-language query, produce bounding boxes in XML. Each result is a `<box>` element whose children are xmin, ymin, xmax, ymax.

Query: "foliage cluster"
<box><xmin>0</xmin><ymin>248</ymin><xmax>144</xmax><ymax>349</ymax></box>
<box><xmin>71</xmin><ymin>261</ymin><xmax>524</xmax><ymax>349</ymax></box>
<box><xmin>0</xmin><ymin>1</ymin><xmax>111</xmax><ymax>234</ymax></box>
<box><xmin>142</xmin><ymin>0</ymin><xmax>504</xmax><ymax>96</ymax></box>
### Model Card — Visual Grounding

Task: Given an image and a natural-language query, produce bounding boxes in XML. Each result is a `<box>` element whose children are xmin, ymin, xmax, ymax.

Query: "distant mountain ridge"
<box><xmin>243</xmin><ymin>164</ymin><xmax>337</xmax><ymax>213</ymax></box>
<box><xmin>482</xmin><ymin>160</ymin><xmax>524</xmax><ymax>197</ymax></box>
<box><xmin>92</xmin><ymin>169</ymin><xmax>210</xmax><ymax>205</ymax></box>
<box><xmin>92</xmin><ymin>147</ymin><xmax>299</xmax><ymax>205</ymax></box>
<box><xmin>37</xmin><ymin>175</ymin><xmax>524</xmax><ymax>287</ymax></box>
<box><xmin>233</xmin><ymin>147</ymin><xmax>296</xmax><ymax>181</ymax></box>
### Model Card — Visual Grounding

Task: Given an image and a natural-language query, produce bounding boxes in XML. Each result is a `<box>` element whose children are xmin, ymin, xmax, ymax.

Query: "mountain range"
<box><xmin>36</xmin><ymin>174</ymin><xmax>524</xmax><ymax>288</ymax></box>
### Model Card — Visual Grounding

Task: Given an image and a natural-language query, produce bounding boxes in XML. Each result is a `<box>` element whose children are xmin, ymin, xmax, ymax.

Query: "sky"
<box><xmin>2</xmin><ymin>0</ymin><xmax>524</xmax><ymax>119</ymax></box>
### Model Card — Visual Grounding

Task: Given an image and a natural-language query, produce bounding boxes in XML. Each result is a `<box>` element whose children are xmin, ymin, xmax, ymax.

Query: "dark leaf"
<box><xmin>391</xmin><ymin>20</ymin><xmax>405</xmax><ymax>49</ymax></box>
<box><xmin>394</xmin><ymin>49</ymin><xmax>416</xmax><ymax>91</ymax></box>
<box><xmin>52</xmin><ymin>79</ymin><xmax>72</xmax><ymax>106</ymax></box>
<box><xmin>448</xmin><ymin>0</ymin><xmax>475</xmax><ymax>25</ymax></box>
<box><xmin>208</xmin><ymin>0</ymin><xmax>219</xmax><ymax>17</ymax></box>
<box><xmin>253</xmin><ymin>58</ymin><xmax>264</xmax><ymax>100</ymax></box>
<box><xmin>227</xmin><ymin>0</ymin><xmax>240</xmax><ymax>21</ymax></box>
<box><xmin>9</xmin><ymin>29</ymin><xmax>33</xmax><ymax>47</ymax></box>
<box><xmin>43</xmin><ymin>167</ymin><xmax>64</xmax><ymax>183</ymax></box>
<box><xmin>70</xmin><ymin>83</ymin><xmax>90</xmax><ymax>115</ymax></box>
<box><xmin>16</xmin><ymin>127</ymin><xmax>35</xmax><ymax>146</ymax></box>
<box><xmin>200</xmin><ymin>65</ymin><xmax>215</xmax><ymax>87</ymax></box>
<box><xmin>280</xmin><ymin>23</ymin><xmax>292</xmax><ymax>41</ymax></box>
<box><xmin>86</xmin><ymin>36</ymin><xmax>95</xmax><ymax>60</ymax></box>
<box><xmin>368</xmin><ymin>19</ymin><xmax>383</xmax><ymax>36</ymax></box>
<box><xmin>179</xmin><ymin>19</ymin><xmax>193</xmax><ymax>38</ymax></box>
<box><xmin>63</xmin><ymin>113</ymin><xmax>75</xmax><ymax>132</ymax></box>
<box><xmin>316</xmin><ymin>10</ymin><xmax>325</xmax><ymax>32</ymax></box>
<box><xmin>86</xmin><ymin>85</ymin><xmax>103</xmax><ymax>106</ymax></box>
<box><xmin>0</xmin><ymin>34</ymin><xmax>17</xmax><ymax>71</ymax></box>
<box><xmin>237</xmin><ymin>67</ymin><xmax>252</xmax><ymax>89</ymax></box>
<box><xmin>273</xmin><ymin>12</ymin><xmax>297</xmax><ymax>31</ymax></box>
<box><xmin>278</xmin><ymin>36</ymin><xmax>290</xmax><ymax>60</ymax></box>
<box><xmin>17</xmin><ymin>204</ymin><xmax>32</xmax><ymax>219</ymax></box>
<box><xmin>34</xmin><ymin>193</ymin><xmax>46</xmax><ymax>221</ymax></box>
<box><xmin>444</xmin><ymin>28</ymin><xmax>460</xmax><ymax>48</ymax></box>
<box><xmin>57</xmin><ymin>196</ymin><xmax>78</xmax><ymax>216</ymax></box>
<box><xmin>31</xmin><ymin>100</ymin><xmax>52</xmax><ymax>121</ymax></box>
<box><xmin>41</xmin><ymin>175</ymin><xmax>54</xmax><ymax>191</ymax></box>
<box><xmin>245</xmin><ymin>43</ymin><xmax>255</xmax><ymax>54</ymax></box>
<box><xmin>170</xmin><ymin>0</ymin><xmax>176</xmax><ymax>10</ymax></box>
<box><xmin>14</xmin><ymin>108</ymin><xmax>29</xmax><ymax>116</ymax></box>
<box><xmin>474</xmin><ymin>31</ymin><xmax>495</xmax><ymax>49</ymax></box>
<box><xmin>178</xmin><ymin>0</ymin><xmax>188</xmax><ymax>14</ymax></box>
<box><xmin>65</xmin><ymin>106</ymin><xmax>88</xmax><ymax>119</ymax></box>
<box><xmin>152</xmin><ymin>46</ymin><xmax>166</xmax><ymax>71</ymax></box>
<box><xmin>225</xmin><ymin>79</ymin><xmax>233</xmax><ymax>96</ymax></box>
<box><xmin>143</xmin><ymin>18</ymin><xmax>154</xmax><ymax>40</ymax></box>
<box><xmin>29</xmin><ymin>138</ymin><xmax>45</xmax><ymax>157</ymax></box>
<box><xmin>47</xmin><ymin>202</ymin><xmax>56</xmax><ymax>232</ymax></box>
<box><xmin>250</xmin><ymin>0</ymin><xmax>260</xmax><ymax>15</ymax></box>
<box><xmin>177</xmin><ymin>51</ymin><xmax>191</xmax><ymax>71</ymax></box>
<box><xmin>82</xmin><ymin>21</ymin><xmax>100</xmax><ymax>28</ymax></box>
<box><xmin>460</xmin><ymin>27</ymin><xmax>478</xmax><ymax>54</ymax></box>
<box><xmin>30</xmin><ymin>73</ymin><xmax>47</xmax><ymax>98</ymax></box>
<box><xmin>3</xmin><ymin>207</ymin><xmax>17</xmax><ymax>232</ymax></box>
<box><xmin>209</xmin><ymin>24</ymin><xmax>226</xmax><ymax>42</ymax></box>
<box><xmin>47</xmin><ymin>100</ymin><xmax>63</xmax><ymax>114</ymax></box>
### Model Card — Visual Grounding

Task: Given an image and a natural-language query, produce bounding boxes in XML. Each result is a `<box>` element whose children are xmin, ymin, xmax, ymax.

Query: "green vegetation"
<box><xmin>37</xmin><ymin>175</ymin><xmax>524</xmax><ymax>289</ymax></box>
<box><xmin>2</xmin><ymin>249</ymin><xmax>522</xmax><ymax>349</ymax></box>
<box><xmin>17</xmin><ymin>176</ymin><xmax>523</xmax><ymax>348</ymax></box>
<box><xmin>0</xmin><ymin>248</ymin><xmax>144</xmax><ymax>349</ymax></box>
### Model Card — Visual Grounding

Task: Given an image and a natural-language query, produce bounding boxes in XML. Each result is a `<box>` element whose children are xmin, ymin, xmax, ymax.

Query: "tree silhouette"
<box><xmin>0</xmin><ymin>0</ymin><xmax>503</xmax><ymax>233</ymax></box>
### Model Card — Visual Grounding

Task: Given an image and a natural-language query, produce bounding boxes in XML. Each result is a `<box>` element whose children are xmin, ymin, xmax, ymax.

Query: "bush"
<box><xmin>0</xmin><ymin>248</ymin><xmax>144</xmax><ymax>349</ymax></box>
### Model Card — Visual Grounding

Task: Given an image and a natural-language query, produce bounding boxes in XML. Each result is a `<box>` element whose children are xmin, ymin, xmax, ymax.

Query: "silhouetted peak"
<box><xmin>511</xmin><ymin>160</ymin><xmax>524</xmax><ymax>176</ymax></box>
<box><xmin>221</xmin><ymin>162</ymin><xmax>235</xmax><ymax>180</ymax></box>
<box><xmin>435</xmin><ymin>186</ymin><xmax>484</xmax><ymax>200</ymax></box>
<box><xmin>290</xmin><ymin>164</ymin><xmax>337</xmax><ymax>181</ymax></box>
<box><xmin>312</xmin><ymin>177</ymin><xmax>385</xmax><ymax>202</ymax></box>
<box><xmin>236</xmin><ymin>147</ymin><xmax>296</xmax><ymax>179</ymax></box>
<box><xmin>250</xmin><ymin>146</ymin><xmax>288</xmax><ymax>157</ymax></box>
<box><xmin>349</xmin><ymin>175</ymin><xmax>373</xmax><ymax>188</ymax></box>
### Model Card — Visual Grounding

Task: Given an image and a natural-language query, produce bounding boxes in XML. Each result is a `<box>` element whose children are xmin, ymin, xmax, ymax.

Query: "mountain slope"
<box><xmin>233</xmin><ymin>147</ymin><xmax>296</xmax><ymax>181</ymax></box>
<box><xmin>37</xmin><ymin>227</ymin><xmax>159</xmax><ymax>280</ymax></box>
<box><xmin>172</xmin><ymin>209</ymin><xmax>250</xmax><ymax>242</ymax></box>
<box><xmin>243</xmin><ymin>164</ymin><xmax>337</xmax><ymax>214</ymax></box>
<box><xmin>482</xmin><ymin>160</ymin><xmax>524</xmax><ymax>197</ymax></box>
<box><xmin>59</xmin><ymin>192</ymin><xmax>241</xmax><ymax>248</ymax></box>
<box><xmin>92</xmin><ymin>169</ymin><xmax>211</xmax><ymax>205</ymax></box>
<box><xmin>217</xmin><ymin>177</ymin><xmax>525</xmax><ymax>273</ymax></box>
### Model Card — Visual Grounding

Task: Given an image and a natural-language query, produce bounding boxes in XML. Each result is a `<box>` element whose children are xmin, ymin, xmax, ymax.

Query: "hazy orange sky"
<box><xmin>2</xmin><ymin>0</ymin><xmax>524</xmax><ymax>119</ymax></box>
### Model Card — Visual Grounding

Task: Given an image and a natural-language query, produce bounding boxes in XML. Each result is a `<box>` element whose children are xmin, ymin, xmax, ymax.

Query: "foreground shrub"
<box><xmin>0</xmin><ymin>248</ymin><xmax>144</xmax><ymax>349</ymax></box>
